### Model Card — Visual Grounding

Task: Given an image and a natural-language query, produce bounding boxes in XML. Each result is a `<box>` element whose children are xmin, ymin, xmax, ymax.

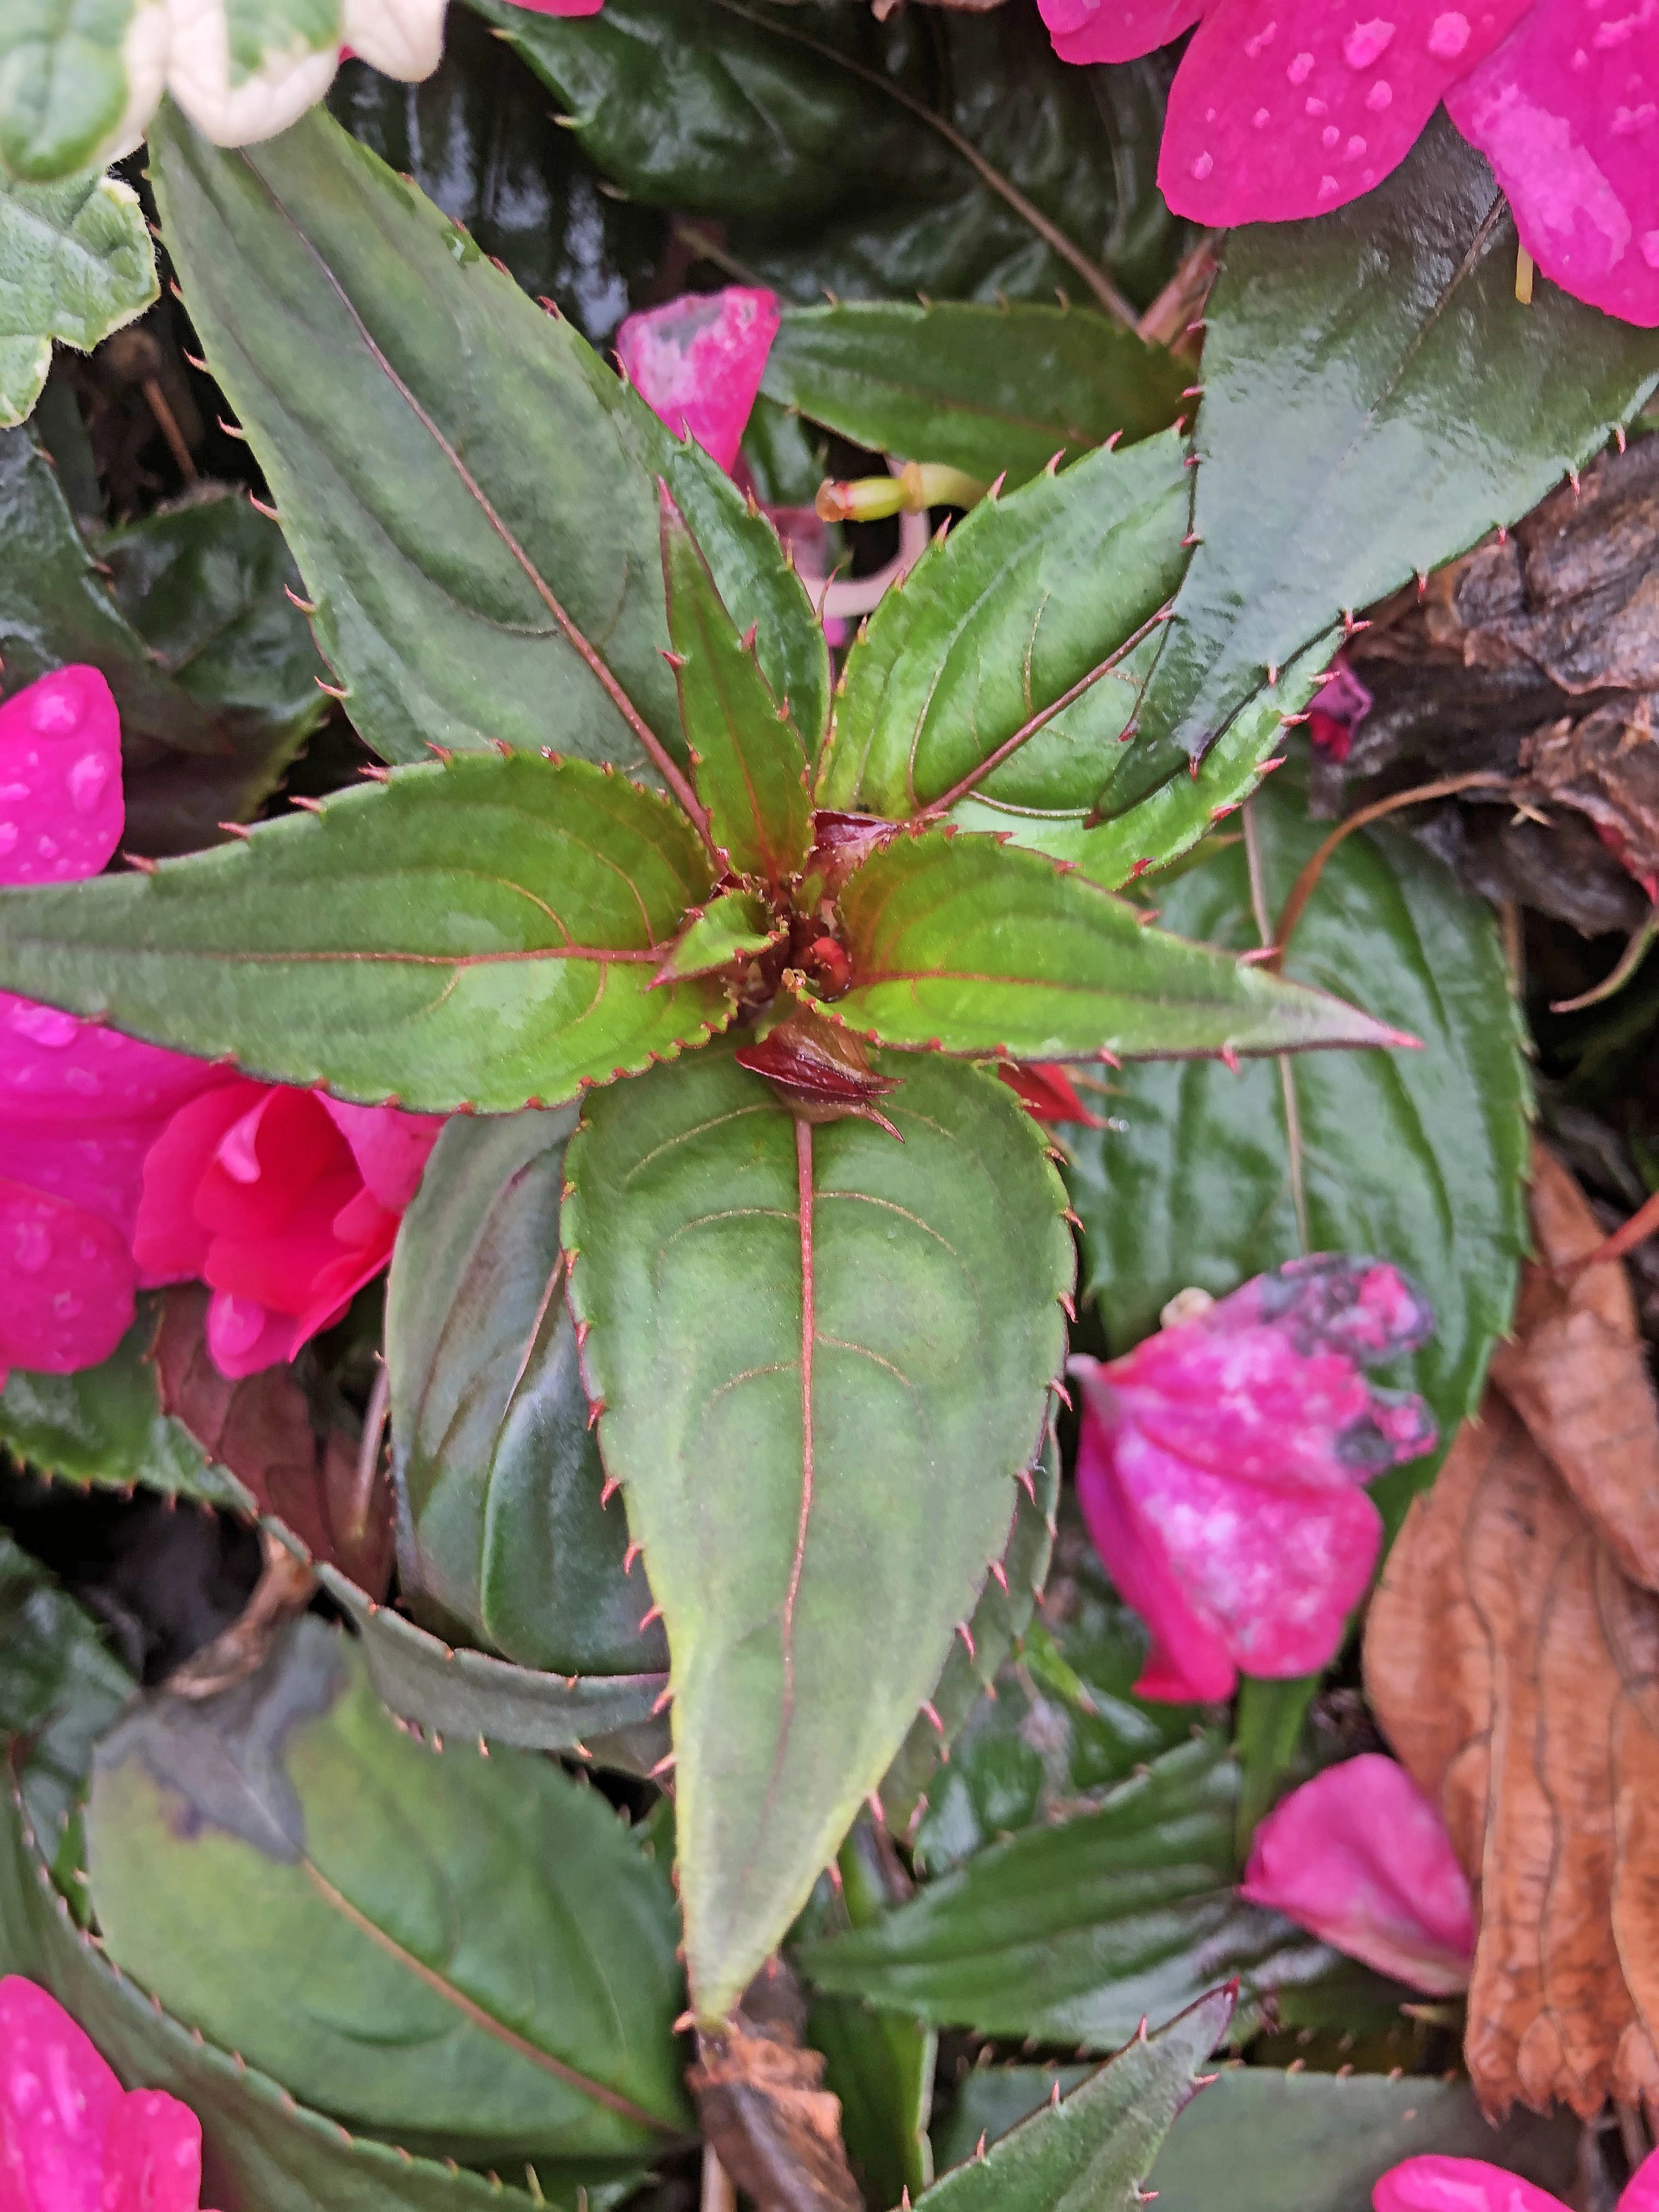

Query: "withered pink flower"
<box><xmin>1070</xmin><ymin>1256</ymin><xmax>1436</xmax><ymax>1701</ymax></box>
<box><xmin>1307</xmin><ymin>659</ymin><xmax>1375</xmax><ymax>764</ymax></box>
<box><xmin>0</xmin><ymin>1976</ymin><xmax>223</xmax><ymax>2212</ymax></box>
<box><xmin>1239</xmin><ymin>1753</ymin><xmax>1474</xmax><ymax>1993</ymax></box>
<box><xmin>1375</xmin><ymin>2147</ymin><xmax>1659</xmax><ymax>2210</ymax></box>
<box><xmin>616</xmin><ymin>286</ymin><xmax>782</xmax><ymax>476</ymax></box>
<box><xmin>1039</xmin><ymin>0</ymin><xmax>1659</xmax><ymax>326</ymax></box>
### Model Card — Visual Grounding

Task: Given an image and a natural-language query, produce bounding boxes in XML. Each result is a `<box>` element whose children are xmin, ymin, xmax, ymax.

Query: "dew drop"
<box><xmin>13</xmin><ymin>1221</ymin><xmax>51</xmax><ymax>1274</ymax></box>
<box><xmin>29</xmin><ymin>689</ymin><xmax>78</xmax><ymax>736</ymax></box>
<box><xmin>52</xmin><ymin>1291</ymin><xmax>84</xmax><ymax>1321</ymax></box>
<box><xmin>1307</xmin><ymin>94</ymin><xmax>1329</xmax><ymax>112</ymax></box>
<box><xmin>0</xmin><ymin>782</ymin><xmax>29</xmax><ymax>803</ymax></box>
<box><xmin>36</xmin><ymin>835</ymin><xmax>57</xmax><ymax>860</ymax></box>
<box><xmin>79</xmin><ymin>1238</ymin><xmax>99</xmax><ymax>1261</ymax></box>
<box><xmin>1346</xmin><ymin>133</ymin><xmax>1368</xmax><ymax>156</ymax></box>
<box><xmin>1318</xmin><ymin>173</ymin><xmax>1341</xmax><ymax>199</ymax></box>
<box><xmin>63</xmin><ymin>1067</ymin><xmax>102</xmax><ymax>1098</ymax></box>
<box><xmin>1342</xmin><ymin>18</ymin><xmax>1395</xmax><ymax>66</ymax></box>
<box><xmin>1191</xmin><ymin>150</ymin><xmax>1215</xmax><ymax>179</ymax></box>
<box><xmin>9</xmin><ymin>1002</ymin><xmax>80</xmax><ymax>1049</ymax></box>
<box><xmin>1244</xmin><ymin>18</ymin><xmax>1277</xmax><ymax>56</ymax></box>
<box><xmin>1367</xmin><ymin>77</ymin><xmax>1393</xmax><ymax>108</ymax></box>
<box><xmin>1426</xmin><ymin>10</ymin><xmax>1470</xmax><ymax>57</ymax></box>
<box><xmin>1643</xmin><ymin>230</ymin><xmax>1659</xmax><ymax>266</ymax></box>
<box><xmin>1287</xmin><ymin>49</ymin><xmax>1315</xmax><ymax>80</ymax></box>
<box><xmin>0</xmin><ymin>825</ymin><xmax>16</xmax><ymax>856</ymax></box>
<box><xmin>1254</xmin><ymin>104</ymin><xmax>1272</xmax><ymax>125</ymax></box>
<box><xmin>67</xmin><ymin>753</ymin><xmax>109</xmax><ymax>813</ymax></box>
<box><xmin>1323</xmin><ymin>122</ymin><xmax>1341</xmax><ymax>145</ymax></box>
<box><xmin>1572</xmin><ymin>44</ymin><xmax>1590</xmax><ymax>66</ymax></box>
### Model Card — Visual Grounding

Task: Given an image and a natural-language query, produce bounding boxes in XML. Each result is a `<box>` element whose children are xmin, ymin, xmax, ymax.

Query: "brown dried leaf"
<box><xmin>153</xmin><ymin>1285</ymin><xmax>393</xmax><ymax>1599</ymax></box>
<box><xmin>1364</xmin><ymin>1145</ymin><xmax>1659</xmax><ymax>2124</ymax></box>
<box><xmin>689</xmin><ymin>1963</ymin><xmax>862</xmax><ymax>2212</ymax></box>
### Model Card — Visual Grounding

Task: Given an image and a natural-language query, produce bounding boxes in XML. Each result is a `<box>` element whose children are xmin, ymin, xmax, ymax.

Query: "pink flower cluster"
<box><xmin>0</xmin><ymin>1977</ymin><xmax>220</xmax><ymax>2212</ymax></box>
<box><xmin>1039</xmin><ymin>0</ymin><xmax>1659</xmax><ymax>326</ymax></box>
<box><xmin>1071</xmin><ymin>1255</ymin><xmax>1436</xmax><ymax>1701</ymax></box>
<box><xmin>0</xmin><ymin>669</ymin><xmax>441</xmax><ymax>1388</ymax></box>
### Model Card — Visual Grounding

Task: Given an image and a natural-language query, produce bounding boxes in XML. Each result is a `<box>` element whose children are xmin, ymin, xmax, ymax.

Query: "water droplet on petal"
<box><xmin>63</xmin><ymin>1068</ymin><xmax>102</xmax><ymax>1097</ymax></box>
<box><xmin>1342</xmin><ymin>17</ymin><xmax>1395</xmax><ymax>66</ymax></box>
<box><xmin>36</xmin><ymin>835</ymin><xmax>57</xmax><ymax>860</ymax></box>
<box><xmin>1319</xmin><ymin>173</ymin><xmax>1341</xmax><ymax>199</ymax></box>
<box><xmin>1346</xmin><ymin>133</ymin><xmax>1368</xmax><ymax>157</ymax></box>
<box><xmin>1306</xmin><ymin>94</ymin><xmax>1329</xmax><ymax>112</ymax></box>
<box><xmin>80</xmin><ymin>1237</ymin><xmax>99</xmax><ymax>1261</ymax></box>
<box><xmin>1323</xmin><ymin>122</ymin><xmax>1341</xmax><ymax>145</ymax></box>
<box><xmin>1254</xmin><ymin>104</ymin><xmax>1272</xmax><ymax>125</ymax></box>
<box><xmin>0</xmin><ymin>782</ymin><xmax>29</xmax><ymax>802</ymax></box>
<box><xmin>52</xmin><ymin>1291</ymin><xmax>83</xmax><ymax>1320</ymax></box>
<box><xmin>29</xmin><ymin>689</ymin><xmax>79</xmax><ymax>736</ymax></box>
<box><xmin>1367</xmin><ymin>77</ymin><xmax>1393</xmax><ymax>108</ymax></box>
<box><xmin>1244</xmin><ymin>18</ymin><xmax>1277</xmax><ymax>57</ymax></box>
<box><xmin>1288</xmin><ymin>49</ymin><xmax>1315</xmax><ymax>80</ymax></box>
<box><xmin>1643</xmin><ymin>230</ymin><xmax>1659</xmax><ymax>266</ymax></box>
<box><xmin>67</xmin><ymin>752</ymin><xmax>109</xmax><ymax>813</ymax></box>
<box><xmin>1191</xmin><ymin>150</ymin><xmax>1215</xmax><ymax>179</ymax></box>
<box><xmin>9</xmin><ymin>1002</ymin><xmax>81</xmax><ymax>1048</ymax></box>
<box><xmin>13</xmin><ymin>1221</ymin><xmax>50</xmax><ymax>1273</ymax></box>
<box><xmin>1427</xmin><ymin>10</ymin><xmax>1470</xmax><ymax>57</ymax></box>
<box><xmin>0</xmin><ymin>825</ymin><xmax>16</xmax><ymax>856</ymax></box>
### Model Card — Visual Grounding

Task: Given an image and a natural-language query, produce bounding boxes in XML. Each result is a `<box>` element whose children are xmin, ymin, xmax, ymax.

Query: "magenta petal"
<box><xmin>1038</xmin><ymin>0</ymin><xmax>1207</xmax><ymax>65</ymax></box>
<box><xmin>615</xmin><ymin>287</ymin><xmax>781</xmax><ymax>475</ymax></box>
<box><xmin>1</xmin><ymin>1122</ymin><xmax>158</xmax><ymax>1246</ymax></box>
<box><xmin>101</xmin><ymin>2091</ymin><xmax>205</xmax><ymax>2212</ymax></box>
<box><xmin>1239</xmin><ymin>1754</ymin><xmax>1474</xmax><ymax>1993</ymax></box>
<box><xmin>0</xmin><ymin>1976</ymin><xmax>122</xmax><ymax>2212</ymax></box>
<box><xmin>1446</xmin><ymin>0</ymin><xmax>1659</xmax><ymax>327</ymax></box>
<box><xmin>205</xmin><ymin>1289</ymin><xmax>303</xmax><ymax>1378</ymax></box>
<box><xmin>0</xmin><ymin>994</ymin><xmax>221</xmax><ymax>1130</ymax></box>
<box><xmin>1373</xmin><ymin>2157</ymin><xmax>1570</xmax><ymax>2211</ymax></box>
<box><xmin>1158</xmin><ymin>0</ymin><xmax>1531</xmax><ymax>223</ymax></box>
<box><xmin>0</xmin><ymin>1178</ymin><xmax>136</xmax><ymax>1374</ymax></box>
<box><xmin>1620</xmin><ymin>2150</ymin><xmax>1659</xmax><ymax>2211</ymax></box>
<box><xmin>503</xmin><ymin>0</ymin><xmax>602</xmax><ymax>11</ymax></box>
<box><xmin>319</xmin><ymin>1096</ymin><xmax>444</xmax><ymax>1210</ymax></box>
<box><xmin>0</xmin><ymin>669</ymin><xmax>123</xmax><ymax>887</ymax></box>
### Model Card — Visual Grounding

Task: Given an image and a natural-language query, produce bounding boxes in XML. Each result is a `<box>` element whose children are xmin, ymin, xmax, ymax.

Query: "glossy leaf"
<box><xmin>914</xmin><ymin>1987</ymin><xmax>1232</xmax><ymax>2212</ymax></box>
<box><xmin>879</xmin><ymin>1432</ymin><xmax>1060</xmax><ymax>1837</ymax></box>
<box><xmin>0</xmin><ymin>1532</ymin><xmax>131</xmax><ymax>1869</ymax></box>
<box><xmin>1107</xmin><ymin>113</ymin><xmax>1659</xmax><ymax>819</ymax></box>
<box><xmin>387</xmin><ymin>1109</ymin><xmax>669</xmax><ymax>1678</ymax></box>
<box><xmin>794</xmin><ymin>1737</ymin><xmax>1335</xmax><ymax>2049</ymax></box>
<box><xmin>0</xmin><ymin>1773</ymin><xmax>614</xmax><ymax>2211</ymax></box>
<box><xmin>0</xmin><ymin>426</ymin><xmax>327</xmax><ymax>856</ymax></box>
<box><xmin>0</xmin><ymin>753</ymin><xmax>727</xmax><ymax>1113</ymax></box>
<box><xmin>831</xmin><ymin>829</ymin><xmax>1412</xmax><ymax>1064</ymax></box>
<box><xmin>315</xmin><ymin>1564</ymin><xmax>669</xmax><ymax>1774</ymax></box>
<box><xmin>762</xmin><ymin>303</ymin><xmax>1186</xmax><ymax>492</ymax></box>
<box><xmin>563</xmin><ymin>1043</ymin><xmax>1072</xmax><ymax>2022</ymax></box>
<box><xmin>817</xmin><ymin>433</ymin><xmax>1189</xmax><ymax>822</ymax></box>
<box><xmin>937</xmin><ymin>2067</ymin><xmax>1579</xmax><ymax>2211</ymax></box>
<box><xmin>151</xmin><ymin>100</ymin><xmax>830</xmax><ymax>775</ymax></box>
<box><xmin>469</xmin><ymin>1</ymin><xmax>1183</xmax><ymax>312</ymax></box>
<box><xmin>658</xmin><ymin>888</ymin><xmax>784</xmax><ymax>981</ymax></box>
<box><xmin>1066</xmin><ymin>771</ymin><xmax>1530</xmax><ymax>1520</ymax></box>
<box><xmin>0</xmin><ymin>168</ymin><xmax>156</xmax><ymax>424</ymax></box>
<box><xmin>328</xmin><ymin>13</ymin><xmax>661</xmax><ymax>345</ymax></box>
<box><xmin>0</xmin><ymin>1297</ymin><xmax>250</xmax><ymax>1510</ymax></box>
<box><xmin>663</xmin><ymin>490</ymin><xmax>811</xmax><ymax>889</ymax></box>
<box><xmin>86</xmin><ymin>1616</ymin><xmax>692</xmax><ymax>2165</ymax></box>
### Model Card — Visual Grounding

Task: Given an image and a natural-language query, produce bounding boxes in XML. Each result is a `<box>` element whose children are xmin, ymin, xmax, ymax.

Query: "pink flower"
<box><xmin>1070</xmin><ymin>1256</ymin><xmax>1436</xmax><ymax>1701</ymax></box>
<box><xmin>1037</xmin><ymin>0</ymin><xmax>1659</xmax><ymax>326</ymax></box>
<box><xmin>0</xmin><ymin>1976</ymin><xmax>223</xmax><ymax>2212</ymax></box>
<box><xmin>0</xmin><ymin>670</ymin><xmax>225</xmax><ymax>1382</ymax></box>
<box><xmin>617</xmin><ymin>286</ymin><xmax>782</xmax><ymax>477</ymax></box>
<box><xmin>1238</xmin><ymin>1754</ymin><xmax>1474</xmax><ymax>1993</ymax></box>
<box><xmin>503</xmin><ymin>0</ymin><xmax>603</xmax><ymax>10</ymax></box>
<box><xmin>132</xmin><ymin>1082</ymin><xmax>443</xmax><ymax>1379</ymax></box>
<box><xmin>1375</xmin><ymin>2147</ymin><xmax>1659</xmax><ymax>2210</ymax></box>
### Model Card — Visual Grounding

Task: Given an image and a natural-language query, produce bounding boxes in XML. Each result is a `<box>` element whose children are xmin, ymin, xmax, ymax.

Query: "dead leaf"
<box><xmin>153</xmin><ymin>1285</ymin><xmax>393</xmax><ymax>1599</ymax></box>
<box><xmin>689</xmin><ymin>1961</ymin><xmax>863</xmax><ymax>2212</ymax></box>
<box><xmin>1365</xmin><ymin>1143</ymin><xmax>1659</xmax><ymax>2124</ymax></box>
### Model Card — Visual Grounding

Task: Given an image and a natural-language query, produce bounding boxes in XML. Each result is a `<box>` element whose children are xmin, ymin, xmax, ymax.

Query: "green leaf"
<box><xmin>817</xmin><ymin>433</ymin><xmax>1188</xmax><ymax>822</ymax></box>
<box><xmin>1065</xmin><ymin>771</ymin><xmax>1531</xmax><ymax>1523</ymax></box>
<box><xmin>831</xmin><ymin>829</ymin><xmax>1412</xmax><ymax>1064</ymax></box>
<box><xmin>315</xmin><ymin>1562</ymin><xmax>669</xmax><ymax>1774</ymax></box>
<box><xmin>0</xmin><ymin>1296</ymin><xmax>251</xmax><ymax>1509</ymax></box>
<box><xmin>86</xmin><ymin>1616</ymin><xmax>692</xmax><ymax>2165</ymax></box>
<box><xmin>935</xmin><ymin>2065</ymin><xmax>1580</xmax><ymax>2209</ymax></box>
<box><xmin>878</xmin><ymin>1431</ymin><xmax>1060</xmax><ymax>1838</ymax></box>
<box><xmin>328</xmin><ymin>13</ymin><xmax>661</xmax><ymax>345</ymax></box>
<box><xmin>0</xmin><ymin>1771</ymin><xmax>616</xmax><ymax>2210</ymax></box>
<box><xmin>0</xmin><ymin>426</ymin><xmax>328</xmax><ymax>855</ymax></box>
<box><xmin>0</xmin><ymin>2</ymin><xmax>151</xmax><ymax>182</ymax></box>
<box><xmin>657</xmin><ymin>888</ymin><xmax>785</xmax><ymax>981</ymax></box>
<box><xmin>0</xmin><ymin>167</ymin><xmax>156</xmax><ymax>423</ymax></box>
<box><xmin>563</xmin><ymin>1042</ymin><xmax>1073</xmax><ymax>2022</ymax></box>
<box><xmin>0</xmin><ymin>1531</ymin><xmax>131</xmax><ymax>1867</ymax></box>
<box><xmin>762</xmin><ymin>303</ymin><xmax>1186</xmax><ymax>493</ymax></box>
<box><xmin>150</xmin><ymin>100</ymin><xmax>828</xmax><ymax>776</ymax></box>
<box><xmin>1105</xmin><ymin>112</ymin><xmax>1659</xmax><ymax>819</ymax></box>
<box><xmin>0</xmin><ymin>753</ymin><xmax>727</xmax><ymax>1113</ymax></box>
<box><xmin>387</xmin><ymin>1109</ymin><xmax>670</xmax><ymax>1678</ymax></box>
<box><xmin>794</xmin><ymin>1737</ymin><xmax>1335</xmax><ymax>2049</ymax></box>
<box><xmin>663</xmin><ymin>489</ymin><xmax>811</xmax><ymax>889</ymax></box>
<box><xmin>913</xmin><ymin>1986</ymin><xmax>1233</xmax><ymax>2212</ymax></box>
<box><xmin>466</xmin><ymin>1</ymin><xmax>1183</xmax><ymax>313</ymax></box>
